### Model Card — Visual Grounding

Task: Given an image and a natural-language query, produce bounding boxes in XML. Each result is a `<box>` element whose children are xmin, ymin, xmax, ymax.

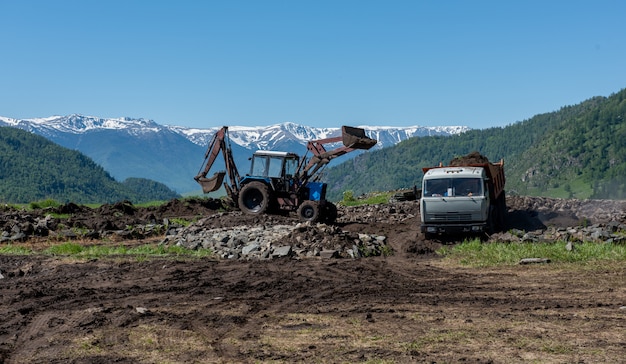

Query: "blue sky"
<box><xmin>1</xmin><ymin>1</ymin><xmax>625</xmax><ymax>129</ymax></box>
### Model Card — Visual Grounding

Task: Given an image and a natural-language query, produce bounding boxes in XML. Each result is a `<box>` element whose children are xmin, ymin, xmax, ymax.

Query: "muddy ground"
<box><xmin>1</xmin><ymin>196</ymin><xmax>625</xmax><ymax>363</ymax></box>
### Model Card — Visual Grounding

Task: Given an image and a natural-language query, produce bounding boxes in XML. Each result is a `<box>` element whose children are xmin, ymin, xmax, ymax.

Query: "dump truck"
<box><xmin>420</xmin><ymin>152</ymin><xmax>506</xmax><ymax>237</ymax></box>
<box><xmin>194</xmin><ymin>125</ymin><xmax>377</xmax><ymax>223</ymax></box>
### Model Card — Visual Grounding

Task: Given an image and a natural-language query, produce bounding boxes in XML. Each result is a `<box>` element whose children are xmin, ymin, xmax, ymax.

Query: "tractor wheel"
<box><xmin>238</xmin><ymin>182</ymin><xmax>271</xmax><ymax>215</ymax></box>
<box><xmin>322</xmin><ymin>202</ymin><xmax>338</xmax><ymax>224</ymax></box>
<box><xmin>297</xmin><ymin>200</ymin><xmax>320</xmax><ymax>222</ymax></box>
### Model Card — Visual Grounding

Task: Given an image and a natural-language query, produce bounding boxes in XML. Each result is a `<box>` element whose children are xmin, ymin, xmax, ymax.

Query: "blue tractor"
<box><xmin>194</xmin><ymin>126</ymin><xmax>377</xmax><ymax>223</ymax></box>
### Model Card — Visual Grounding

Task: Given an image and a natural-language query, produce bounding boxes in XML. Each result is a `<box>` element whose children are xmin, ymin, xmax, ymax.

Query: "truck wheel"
<box><xmin>497</xmin><ymin>191</ymin><xmax>507</xmax><ymax>230</ymax></box>
<box><xmin>238</xmin><ymin>182</ymin><xmax>270</xmax><ymax>215</ymax></box>
<box><xmin>297</xmin><ymin>200</ymin><xmax>320</xmax><ymax>222</ymax></box>
<box><xmin>486</xmin><ymin>205</ymin><xmax>497</xmax><ymax>235</ymax></box>
<box><xmin>322</xmin><ymin>202</ymin><xmax>338</xmax><ymax>224</ymax></box>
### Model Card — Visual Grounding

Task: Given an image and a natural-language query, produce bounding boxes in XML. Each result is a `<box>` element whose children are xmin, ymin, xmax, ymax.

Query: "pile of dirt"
<box><xmin>0</xmin><ymin>198</ymin><xmax>231</xmax><ymax>244</ymax></box>
<box><xmin>449</xmin><ymin>151</ymin><xmax>491</xmax><ymax>166</ymax></box>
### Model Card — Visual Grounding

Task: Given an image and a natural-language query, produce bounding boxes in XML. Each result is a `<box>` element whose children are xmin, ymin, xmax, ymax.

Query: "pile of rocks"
<box><xmin>161</xmin><ymin>217</ymin><xmax>389</xmax><ymax>260</ymax></box>
<box><xmin>337</xmin><ymin>201</ymin><xmax>419</xmax><ymax>224</ymax></box>
<box><xmin>0</xmin><ymin>207</ymin><xmax>167</xmax><ymax>243</ymax></box>
<box><xmin>506</xmin><ymin>196</ymin><xmax>626</xmax><ymax>225</ymax></box>
<box><xmin>490</xmin><ymin>222</ymin><xmax>626</xmax><ymax>244</ymax></box>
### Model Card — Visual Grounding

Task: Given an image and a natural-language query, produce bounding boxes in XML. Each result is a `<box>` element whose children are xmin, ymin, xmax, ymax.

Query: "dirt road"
<box><xmin>1</xmin><ymin>197</ymin><xmax>625</xmax><ymax>363</ymax></box>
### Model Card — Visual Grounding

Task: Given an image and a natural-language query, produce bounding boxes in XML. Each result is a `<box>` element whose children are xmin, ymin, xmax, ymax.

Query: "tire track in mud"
<box><xmin>6</xmin><ymin>307</ymin><xmax>109</xmax><ymax>364</ymax></box>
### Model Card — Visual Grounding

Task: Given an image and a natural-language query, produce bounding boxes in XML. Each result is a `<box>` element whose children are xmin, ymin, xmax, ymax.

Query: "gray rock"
<box><xmin>519</xmin><ymin>258</ymin><xmax>551</xmax><ymax>264</ymax></box>
<box><xmin>242</xmin><ymin>243</ymin><xmax>260</xmax><ymax>255</ymax></box>
<box><xmin>272</xmin><ymin>245</ymin><xmax>292</xmax><ymax>258</ymax></box>
<box><xmin>320</xmin><ymin>250</ymin><xmax>339</xmax><ymax>259</ymax></box>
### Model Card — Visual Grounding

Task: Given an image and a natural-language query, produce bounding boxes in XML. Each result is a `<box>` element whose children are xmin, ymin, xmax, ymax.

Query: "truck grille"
<box><xmin>432</xmin><ymin>213</ymin><xmax>472</xmax><ymax>222</ymax></box>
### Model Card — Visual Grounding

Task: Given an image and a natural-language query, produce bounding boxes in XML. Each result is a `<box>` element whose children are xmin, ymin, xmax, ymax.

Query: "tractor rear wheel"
<box><xmin>297</xmin><ymin>200</ymin><xmax>320</xmax><ymax>222</ymax></box>
<box><xmin>238</xmin><ymin>182</ymin><xmax>271</xmax><ymax>215</ymax></box>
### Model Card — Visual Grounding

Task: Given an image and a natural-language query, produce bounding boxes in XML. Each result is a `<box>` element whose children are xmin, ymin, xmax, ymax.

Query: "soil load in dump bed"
<box><xmin>449</xmin><ymin>151</ymin><xmax>491</xmax><ymax>166</ymax></box>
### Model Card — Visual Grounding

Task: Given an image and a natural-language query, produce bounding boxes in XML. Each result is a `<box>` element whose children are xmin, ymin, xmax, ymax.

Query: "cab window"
<box><xmin>284</xmin><ymin>157</ymin><xmax>298</xmax><ymax>177</ymax></box>
<box><xmin>268</xmin><ymin>156</ymin><xmax>284</xmax><ymax>178</ymax></box>
<box><xmin>251</xmin><ymin>155</ymin><xmax>268</xmax><ymax>176</ymax></box>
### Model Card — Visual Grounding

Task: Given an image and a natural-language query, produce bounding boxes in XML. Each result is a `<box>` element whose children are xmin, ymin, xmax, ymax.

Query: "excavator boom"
<box><xmin>299</xmin><ymin>126</ymin><xmax>377</xmax><ymax>181</ymax></box>
<box><xmin>194</xmin><ymin>127</ymin><xmax>241</xmax><ymax>195</ymax></box>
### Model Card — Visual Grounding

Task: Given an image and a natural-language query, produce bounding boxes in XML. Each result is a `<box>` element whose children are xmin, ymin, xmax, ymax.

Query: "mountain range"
<box><xmin>0</xmin><ymin>115</ymin><xmax>469</xmax><ymax>194</ymax></box>
<box><xmin>323</xmin><ymin>88</ymin><xmax>626</xmax><ymax>201</ymax></box>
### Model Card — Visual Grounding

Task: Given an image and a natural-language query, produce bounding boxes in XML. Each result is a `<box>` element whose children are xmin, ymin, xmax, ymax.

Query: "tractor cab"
<box><xmin>247</xmin><ymin>151</ymin><xmax>300</xmax><ymax>192</ymax></box>
<box><xmin>195</xmin><ymin>125</ymin><xmax>377</xmax><ymax>222</ymax></box>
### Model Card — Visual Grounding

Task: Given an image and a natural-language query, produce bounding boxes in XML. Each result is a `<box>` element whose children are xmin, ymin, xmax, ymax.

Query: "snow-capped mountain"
<box><xmin>169</xmin><ymin>121</ymin><xmax>469</xmax><ymax>150</ymax></box>
<box><xmin>1</xmin><ymin>114</ymin><xmax>469</xmax><ymax>151</ymax></box>
<box><xmin>0</xmin><ymin>114</ymin><xmax>164</xmax><ymax>136</ymax></box>
<box><xmin>0</xmin><ymin>114</ymin><xmax>470</xmax><ymax>194</ymax></box>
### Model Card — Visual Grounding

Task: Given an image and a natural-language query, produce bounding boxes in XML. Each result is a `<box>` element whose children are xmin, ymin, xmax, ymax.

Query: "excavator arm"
<box><xmin>298</xmin><ymin>126</ymin><xmax>377</xmax><ymax>184</ymax></box>
<box><xmin>194</xmin><ymin>127</ymin><xmax>241</xmax><ymax>197</ymax></box>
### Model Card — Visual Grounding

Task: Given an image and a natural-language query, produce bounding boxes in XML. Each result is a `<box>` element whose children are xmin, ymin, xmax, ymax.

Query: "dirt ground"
<box><xmin>1</xmin><ymin>197</ymin><xmax>625</xmax><ymax>363</ymax></box>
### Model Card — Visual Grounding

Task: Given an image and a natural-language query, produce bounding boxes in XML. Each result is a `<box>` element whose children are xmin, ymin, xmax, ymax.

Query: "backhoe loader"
<box><xmin>194</xmin><ymin>126</ymin><xmax>377</xmax><ymax>223</ymax></box>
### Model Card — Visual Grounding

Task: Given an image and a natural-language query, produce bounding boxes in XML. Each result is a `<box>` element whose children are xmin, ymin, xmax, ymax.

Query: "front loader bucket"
<box><xmin>196</xmin><ymin>171</ymin><xmax>226</xmax><ymax>193</ymax></box>
<box><xmin>342</xmin><ymin>126</ymin><xmax>377</xmax><ymax>150</ymax></box>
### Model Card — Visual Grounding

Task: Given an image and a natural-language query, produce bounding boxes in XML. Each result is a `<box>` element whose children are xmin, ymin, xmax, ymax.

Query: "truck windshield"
<box><xmin>424</xmin><ymin>178</ymin><xmax>483</xmax><ymax>197</ymax></box>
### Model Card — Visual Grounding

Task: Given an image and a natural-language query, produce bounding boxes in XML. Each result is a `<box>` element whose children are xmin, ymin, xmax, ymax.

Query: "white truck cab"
<box><xmin>420</xmin><ymin>166</ymin><xmax>491</xmax><ymax>235</ymax></box>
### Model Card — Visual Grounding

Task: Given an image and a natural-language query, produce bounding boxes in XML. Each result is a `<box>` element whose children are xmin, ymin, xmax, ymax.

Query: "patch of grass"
<box><xmin>401</xmin><ymin>328</ymin><xmax>472</xmax><ymax>356</ymax></box>
<box><xmin>36</xmin><ymin>242</ymin><xmax>213</xmax><ymax>259</ymax></box>
<box><xmin>70</xmin><ymin>324</ymin><xmax>210</xmax><ymax>362</ymax></box>
<box><xmin>438</xmin><ymin>238</ymin><xmax>626</xmax><ymax>267</ymax></box>
<box><xmin>379</xmin><ymin>244</ymin><xmax>394</xmax><ymax>257</ymax></box>
<box><xmin>133</xmin><ymin>200</ymin><xmax>168</xmax><ymax>208</ymax></box>
<box><xmin>45</xmin><ymin>242</ymin><xmax>85</xmax><ymax>255</ymax></box>
<box><xmin>168</xmin><ymin>217</ymin><xmax>193</xmax><ymax>227</ymax></box>
<box><xmin>82</xmin><ymin>203</ymin><xmax>101</xmax><ymax>209</ymax></box>
<box><xmin>541</xmin><ymin>341</ymin><xmax>574</xmax><ymax>354</ymax></box>
<box><xmin>0</xmin><ymin>245</ymin><xmax>33</xmax><ymax>254</ymax></box>
<box><xmin>339</xmin><ymin>190</ymin><xmax>394</xmax><ymax>207</ymax></box>
<box><xmin>29</xmin><ymin>198</ymin><xmax>62</xmax><ymax>209</ymax></box>
<box><xmin>1</xmin><ymin>203</ymin><xmax>23</xmax><ymax>210</ymax></box>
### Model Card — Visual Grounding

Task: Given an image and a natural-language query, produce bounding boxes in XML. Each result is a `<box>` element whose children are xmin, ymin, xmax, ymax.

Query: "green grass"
<box><xmin>133</xmin><ymin>200</ymin><xmax>169</xmax><ymax>208</ymax></box>
<box><xmin>438</xmin><ymin>239</ymin><xmax>626</xmax><ymax>267</ymax></box>
<box><xmin>339</xmin><ymin>190</ymin><xmax>394</xmax><ymax>207</ymax></box>
<box><xmin>0</xmin><ymin>242</ymin><xmax>213</xmax><ymax>259</ymax></box>
<box><xmin>8</xmin><ymin>199</ymin><xmax>173</xmax><ymax>211</ymax></box>
<box><xmin>168</xmin><ymin>217</ymin><xmax>194</xmax><ymax>227</ymax></box>
<box><xmin>29</xmin><ymin>198</ymin><xmax>62</xmax><ymax>209</ymax></box>
<box><xmin>0</xmin><ymin>245</ymin><xmax>33</xmax><ymax>255</ymax></box>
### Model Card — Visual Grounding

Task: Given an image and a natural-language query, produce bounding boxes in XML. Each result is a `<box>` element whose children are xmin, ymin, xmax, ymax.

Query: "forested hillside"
<box><xmin>0</xmin><ymin>127</ymin><xmax>180</xmax><ymax>204</ymax></box>
<box><xmin>326</xmin><ymin>88</ymin><xmax>626</xmax><ymax>201</ymax></box>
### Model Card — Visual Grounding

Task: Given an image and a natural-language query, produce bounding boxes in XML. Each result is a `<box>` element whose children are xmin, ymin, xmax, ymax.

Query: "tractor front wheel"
<box><xmin>238</xmin><ymin>182</ymin><xmax>271</xmax><ymax>215</ymax></box>
<box><xmin>297</xmin><ymin>200</ymin><xmax>320</xmax><ymax>222</ymax></box>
